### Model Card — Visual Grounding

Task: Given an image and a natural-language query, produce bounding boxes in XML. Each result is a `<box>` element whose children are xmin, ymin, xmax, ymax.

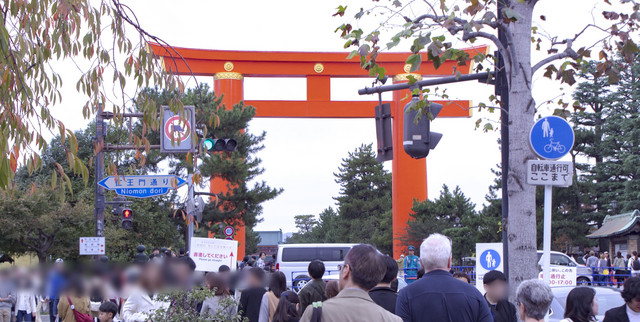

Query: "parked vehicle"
<box><xmin>537</xmin><ymin>250</ymin><xmax>594</xmax><ymax>285</ymax></box>
<box><xmin>548</xmin><ymin>286</ymin><xmax>623</xmax><ymax>321</ymax></box>
<box><xmin>276</xmin><ymin>243</ymin><xmax>356</xmax><ymax>292</ymax></box>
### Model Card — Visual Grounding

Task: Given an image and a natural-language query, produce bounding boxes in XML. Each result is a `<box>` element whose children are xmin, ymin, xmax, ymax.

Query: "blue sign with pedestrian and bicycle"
<box><xmin>98</xmin><ymin>175</ymin><xmax>187</xmax><ymax>198</ymax></box>
<box><xmin>480</xmin><ymin>249</ymin><xmax>501</xmax><ymax>270</ymax></box>
<box><xmin>529</xmin><ymin>116</ymin><xmax>574</xmax><ymax>160</ymax></box>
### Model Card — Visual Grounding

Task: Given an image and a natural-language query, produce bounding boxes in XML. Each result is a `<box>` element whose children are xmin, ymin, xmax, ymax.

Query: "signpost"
<box><xmin>161</xmin><ymin>106</ymin><xmax>196</xmax><ymax>153</ymax></box>
<box><xmin>475</xmin><ymin>243</ymin><xmax>504</xmax><ymax>292</ymax></box>
<box><xmin>79</xmin><ymin>237</ymin><xmax>105</xmax><ymax>255</ymax></box>
<box><xmin>98</xmin><ymin>175</ymin><xmax>186</xmax><ymax>198</ymax></box>
<box><xmin>528</xmin><ymin>116</ymin><xmax>575</xmax><ymax>286</ymax></box>
<box><xmin>189</xmin><ymin>237</ymin><xmax>238</xmax><ymax>272</ymax></box>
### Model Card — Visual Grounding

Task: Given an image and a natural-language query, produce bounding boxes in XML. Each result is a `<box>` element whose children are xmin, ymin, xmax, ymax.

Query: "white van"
<box><xmin>276</xmin><ymin>243</ymin><xmax>356</xmax><ymax>292</ymax></box>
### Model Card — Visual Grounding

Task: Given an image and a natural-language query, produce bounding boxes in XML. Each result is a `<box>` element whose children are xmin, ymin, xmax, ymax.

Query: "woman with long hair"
<box><xmin>561</xmin><ymin>287</ymin><xmax>598</xmax><ymax>322</ymax></box>
<box><xmin>259</xmin><ymin>271</ymin><xmax>287</xmax><ymax>322</ymax></box>
<box><xmin>272</xmin><ymin>291</ymin><xmax>300</xmax><ymax>322</ymax></box>
<box><xmin>200</xmin><ymin>272</ymin><xmax>236</xmax><ymax>318</ymax></box>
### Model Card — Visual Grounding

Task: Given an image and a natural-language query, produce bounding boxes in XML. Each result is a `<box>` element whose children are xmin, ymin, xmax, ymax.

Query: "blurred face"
<box><xmin>98</xmin><ymin>311</ymin><xmax>113</xmax><ymax>322</ymax></box>
<box><xmin>592</xmin><ymin>296</ymin><xmax>599</xmax><ymax>315</ymax></box>
<box><xmin>408</xmin><ymin>250</ymin><xmax>415</xmax><ymax>256</ymax></box>
<box><xmin>484</xmin><ymin>280</ymin><xmax>508</xmax><ymax>302</ymax></box>
<box><xmin>628</xmin><ymin>298</ymin><xmax>640</xmax><ymax>313</ymax></box>
<box><xmin>260</xmin><ymin>254</ymin><xmax>266</xmax><ymax>259</ymax></box>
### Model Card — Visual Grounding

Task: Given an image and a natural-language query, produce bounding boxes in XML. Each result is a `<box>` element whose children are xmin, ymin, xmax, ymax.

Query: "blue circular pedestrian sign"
<box><xmin>529</xmin><ymin>116</ymin><xmax>574</xmax><ymax>160</ymax></box>
<box><xmin>480</xmin><ymin>249</ymin><xmax>501</xmax><ymax>270</ymax></box>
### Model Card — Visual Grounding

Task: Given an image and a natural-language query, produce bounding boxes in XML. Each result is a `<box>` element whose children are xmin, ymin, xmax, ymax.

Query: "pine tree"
<box><xmin>286</xmin><ymin>144</ymin><xmax>392</xmax><ymax>254</ymax></box>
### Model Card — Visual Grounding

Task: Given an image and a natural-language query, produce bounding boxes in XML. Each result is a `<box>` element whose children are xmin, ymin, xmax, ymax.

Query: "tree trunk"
<box><xmin>37</xmin><ymin>251</ymin><xmax>47</xmax><ymax>264</ymax></box>
<box><xmin>505</xmin><ymin>0</ymin><xmax>539</xmax><ymax>290</ymax></box>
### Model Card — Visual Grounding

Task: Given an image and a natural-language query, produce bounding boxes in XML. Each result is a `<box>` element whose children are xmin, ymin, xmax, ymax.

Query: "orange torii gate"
<box><xmin>150</xmin><ymin>43</ymin><xmax>488</xmax><ymax>259</ymax></box>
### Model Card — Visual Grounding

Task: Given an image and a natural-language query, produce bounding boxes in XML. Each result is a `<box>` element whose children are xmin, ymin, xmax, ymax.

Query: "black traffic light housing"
<box><xmin>121</xmin><ymin>208</ymin><xmax>133</xmax><ymax>230</ymax></box>
<box><xmin>403</xmin><ymin>96</ymin><xmax>443</xmax><ymax>159</ymax></box>
<box><xmin>202</xmin><ymin>138</ymin><xmax>238</xmax><ymax>153</ymax></box>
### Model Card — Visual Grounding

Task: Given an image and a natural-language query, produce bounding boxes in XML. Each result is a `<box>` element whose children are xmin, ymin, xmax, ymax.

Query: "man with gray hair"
<box><xmin>515</xmin><ymin>279</ymin><xmax>553</xmax><ymax>322</ymax></box>
<box><xmin>396</xmin><ymin>233</ymin><xmax>492</xmax><ymax>322</ymax></box>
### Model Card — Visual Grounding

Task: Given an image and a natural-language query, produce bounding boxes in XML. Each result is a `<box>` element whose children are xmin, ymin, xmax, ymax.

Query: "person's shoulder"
<box><xmin>604</xmin><ymin>304</ymin><xmax>627</xmax><ymax>318</ymax></box>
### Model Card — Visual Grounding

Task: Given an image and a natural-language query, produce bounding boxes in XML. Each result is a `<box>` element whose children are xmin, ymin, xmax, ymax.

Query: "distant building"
<box><xmin>587</xmin><ymin>210</ymin><xmax>640</xmax><ymax>257</ymax></box>
<box><xmin>256</xmin><ymin>230</ymin><xmax>283</xmax><ymax>255</ymax></box>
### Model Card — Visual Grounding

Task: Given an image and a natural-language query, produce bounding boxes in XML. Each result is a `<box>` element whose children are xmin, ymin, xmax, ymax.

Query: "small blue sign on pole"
<box><xmin>98</xmin><ymin>175</ymin><xmax>187</xmax><ymax>198</ymax></box>
<box><xmin>480</xmin><ymin>249</ymin><xmax>501</xmax><ymax>270</ymax></box>
<box><xmin>529</xmin><ymin>116</ymin><xmax>574</xmax><ymax>160</ymax></box>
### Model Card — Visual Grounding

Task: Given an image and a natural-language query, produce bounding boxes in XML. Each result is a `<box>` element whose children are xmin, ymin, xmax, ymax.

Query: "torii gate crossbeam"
<box><xmin>150</xmin><ymin>43</ymin><xmax>488</xmax><ymax>259</ymax></box>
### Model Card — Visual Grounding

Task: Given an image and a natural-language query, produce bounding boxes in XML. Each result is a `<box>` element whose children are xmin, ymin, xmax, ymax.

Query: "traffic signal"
<box><xmin>202</xmin><ymin>138</ymin><xmax>238</xmax><ymax>153</ymax></box>
<box><xmin>403</xmin><ymin>96</ymin><xmax>443</xmax><ymax>159</ymax></box>
<box><xmin>375</xmin><ymin>103</ymin><xmax>393</xmax><ymax>162</ymax></box>
<box><xmin>121</xmin><ymin>208</ymin><xmax>133</xmax><ymax>230</ymax></box>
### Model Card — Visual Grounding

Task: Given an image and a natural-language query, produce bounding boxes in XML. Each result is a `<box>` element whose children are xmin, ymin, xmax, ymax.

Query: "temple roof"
<box><xmin>587</xmin><ymin>210</ymin><xmax>640</xmax><ymax>238</ymax></box>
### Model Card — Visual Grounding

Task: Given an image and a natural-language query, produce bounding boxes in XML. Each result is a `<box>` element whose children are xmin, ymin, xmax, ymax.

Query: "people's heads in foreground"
<box><xmin>563</xmin><ymin>287</ymin><xmax>597</xmax><ymax>321</ymax></box>
<box><xmin>623</xmin><ymin>277</ymin><xmax>640</xmax><ymax>313</ymax></box>
<box><xmin>380</xmin><ymin>255</ymin><xmax>399</xmax><ymax>286</ymax></box>
<box><xmin>483</xmin><ymin>270</ymin><xmax>508</xmax><ymax>303</ymax></box>
<box><xmin>268</xmin><ymin>271</ymin><xmax>287</xmax><ymax>298</ymax></box>
<box><xmin>247</xmin><ymin>267</ymin><xmax>266</xmax><ymax>288</ymax></box>
<box><xmin>420</xmin><ymin>233</ymin><xmax>452</xmax><ymax>272</ymax></box>
<box><xmin>515</xmin><ymin>279</ymin><xmax>553</xmax><ymax>322</ymax></box>
<box><xmin>98</xmin><ymin>301</ymin><xmax>118</xmax><ymax>322</ymax></box>
<box><xmin>339</xmin><ymin>244</ymin><xmax>385</xmax><ymax>291</ymax></box>
<box><xmin>273</xmin><ymin>290</ymin><xmax>300</xmax><ymax>322</ymax></box>
<box><xmin>453</xmin><ymin>271</ymin><xmax>471</xmax><ymax>283</ymax></box>
<box><xmin>308</xmin><ymin>260</ymin><xmax>325</xmax><ymax>280</ymax></box>
<box><xmin>325</xmin><ymin>280</ymin><xmax>340</xmax><ymax>299</ymax></box>
<box><xmin>205</xmin><ymin>272</ymin><xmax>230</xmax><ymax>296</ymax></box>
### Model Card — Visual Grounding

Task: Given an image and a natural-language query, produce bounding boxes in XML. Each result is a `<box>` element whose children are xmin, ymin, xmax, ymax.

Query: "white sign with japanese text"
<box><xmin>79</xmin><ymin>237</ymin><xmax>105</xmax><ymax>256</ymax></box>
<box><xmin>539</xmin><ymin>266</ymin><xmax>577</xmax><ymax>287</ymax></box>
<box><xmin>526</xmin><ymin>160</ymin><xmax>573</xmax><ymax>187</ymax></box>
<box><xmin>189</xmin><ymin>237</ymin><xmax>238</xmax><ymax>272</ymax></box>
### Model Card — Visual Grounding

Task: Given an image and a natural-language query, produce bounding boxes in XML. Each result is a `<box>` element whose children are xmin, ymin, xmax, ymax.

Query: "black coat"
<box><xmin>603</xmin><ymin>304</ymin><xmax>631</xmax><ymax>322</ymax></box>
<box><xmin>369</xmin><ymin>286</ymin><xmax>398</xmax><ymax>314</ymax></box>
<box><xmin>239</xmin><ymin>287</ymin><xmax>266</xmax><ymax>322</ymax></box>
<box><xmin>484</xmin><ymin>296</ymin><xmax>517</xmax><ymax>322</ymax></box>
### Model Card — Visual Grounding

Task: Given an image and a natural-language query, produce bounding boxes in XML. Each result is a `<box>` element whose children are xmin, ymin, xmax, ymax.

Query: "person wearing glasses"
<box><xmin>300</xmin><ymin>244</ymin><xmax>401</xmax><ymax>322</ymax></box>
<box><xmin>395</xmin><ymin>233</ymin><xmax>492</xmax><ymax>322</ymax></box>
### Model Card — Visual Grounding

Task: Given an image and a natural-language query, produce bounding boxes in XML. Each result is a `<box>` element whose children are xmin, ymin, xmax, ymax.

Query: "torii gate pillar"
<box><xmin>391</xmin><ymin>73</ymin><xmax>427</xmax><ymax>256</ymax></box>
<box><xmin>211</xmin><ymin>71</ymin><xmax>246</xmax><ymax>260</ymax></box>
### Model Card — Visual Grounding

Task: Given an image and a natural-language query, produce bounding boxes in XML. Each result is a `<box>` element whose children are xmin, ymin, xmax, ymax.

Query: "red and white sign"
<box><xmin>79</xmin><ymin>237</ymin><xmax>105</xmax><ymax>256</ymax></box>
<box><xmin>223</xmin><ymin>226</ymin><xmax>235</xmax><ymax>237</ymax></box>
<box><xmin>190</xmin><ymin>237</ymin><xmax>238</xmax><ymax>272</ymax></box>
<box><xmin>539</xmin><ymin>266</ymin><xmax>577</xmax><ymax>287</ymax></box>
<box><xmin>164</xmin><ymin>115</ymin><xmax>191</xmax><ymax>143</ymax></box>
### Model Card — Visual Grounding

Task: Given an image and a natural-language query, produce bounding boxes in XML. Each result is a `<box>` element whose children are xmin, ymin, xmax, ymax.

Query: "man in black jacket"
<box><xmin>483</xmin><ymin>270</ymin><xmax>517</xmax><ymax>322</ymax></box>
<box><xmin>370</xmin><ymin>255</ymin><xmax>399</xmax><ymax>314</ymax></box>
<box><xmin>298</xmin><ymin>260</ymin><xmax>327</xmax><ymax>316</ymax></box>
<box><xmin>239</xmin><ymin>268</ymin><xmax>266</xmax><ymax>322</ymax></box>
<box><xmin>604</xmin><ymin>277</ymin><xmax>640</xmax><ymax>322</ymax></box>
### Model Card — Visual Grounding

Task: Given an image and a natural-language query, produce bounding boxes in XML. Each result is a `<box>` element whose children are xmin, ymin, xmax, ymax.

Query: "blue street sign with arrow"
<box><xmin>98</xmin><ymin>175</ymin><xmax>187</xmax><ymax>198</ymax></box>
<box><xmin>529</xmin><ymin>116</ymin><xmax>574</xmax><ymax>160</ymax></box>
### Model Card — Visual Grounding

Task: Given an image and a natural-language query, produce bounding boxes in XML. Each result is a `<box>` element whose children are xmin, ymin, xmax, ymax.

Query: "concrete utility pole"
<box><xmin>94</xmin><ymin>104</ymin><xmax>106</xmax><ymax>237</ymax></box>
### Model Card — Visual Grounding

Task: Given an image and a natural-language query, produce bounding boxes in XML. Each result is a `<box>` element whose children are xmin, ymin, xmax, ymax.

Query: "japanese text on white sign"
<box><xmin>189</xmin><ymin>237</ymin><xmax>238</xmax><ymax>272</ymax></box>
<box><xmin>538</xmin><ymin>266</ymin><xmax>577</xmax><ymax>287</ymax></box>
<box><xmin>526</xmin><ymin>160</ymin><xmax>573</xmax><ymax>187</ymax></box>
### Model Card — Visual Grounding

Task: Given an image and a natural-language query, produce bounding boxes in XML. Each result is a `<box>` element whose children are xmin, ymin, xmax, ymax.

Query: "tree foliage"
<box><xmin>333</xmin><ymin>0</ymin><xmax>640</xmax><ymax>286</ymax></box>
<box><xmin>0</xmin><ymin>0</ymin><xmax>187</xmax><ymax>194</ymax></box>
<box><xmin>406</xmin><ymin>185</ymin><xmax>501</xmax><ymax>264</ymax></box>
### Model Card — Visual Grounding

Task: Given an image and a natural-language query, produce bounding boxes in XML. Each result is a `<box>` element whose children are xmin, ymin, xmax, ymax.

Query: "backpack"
<box><xmin>66</xmin><ymin>296</ymin><xmax>93</xmax><ymax>322</ymax></box>
<box><xmin>633</xmin><ymin>258</ymin><xmax>640</xmax><ymax>271</ymax></box>
<box><xmin>310</xmin><ymin>302</ymin><xmax>323</xmax><ymax>322</ymax></box>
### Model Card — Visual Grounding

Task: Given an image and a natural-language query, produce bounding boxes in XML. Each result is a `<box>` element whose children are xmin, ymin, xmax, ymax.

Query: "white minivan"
<box><xmin>276</xmin><ymin>243</ymin><xmax>356</xmax><ymax>292</ymax></box>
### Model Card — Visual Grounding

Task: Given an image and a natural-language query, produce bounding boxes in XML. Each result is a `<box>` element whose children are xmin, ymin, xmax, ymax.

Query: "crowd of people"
<box><xmin>583</xmin><ymin>250</ymin><xmax>640</xmax><ymax>286</ymax></box>
<box><xmin>0</xmin><ymin>235</ymin><xmax>640</xmax><ymax>321</ymax></box>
